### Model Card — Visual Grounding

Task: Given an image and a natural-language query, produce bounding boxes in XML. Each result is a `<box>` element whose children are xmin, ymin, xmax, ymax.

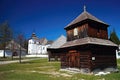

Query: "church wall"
<box><xmin>60</xmin><ymin>47</ymin><xmax>92</xmax><ymax>73</ymax></box>
<box><xmin>28</xmin><ymin>39</ymin><xmax>50</xmax><ymax>55</ymax></box>
<box><xmin>89</xmin><ymin>45</ymin><xmax>117</xmax><ymax>71</ymax></box>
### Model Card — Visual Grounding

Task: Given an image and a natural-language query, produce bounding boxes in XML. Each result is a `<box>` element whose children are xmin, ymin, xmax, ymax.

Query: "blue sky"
<box><xmin>0</xmin><ymin>0</ymin><xmax>120</xmax><ymax>40</ymax></box>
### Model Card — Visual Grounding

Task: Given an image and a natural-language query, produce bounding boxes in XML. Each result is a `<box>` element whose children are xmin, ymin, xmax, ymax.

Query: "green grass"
<box><xmin>0</xmin><ymin>58</ymin><xmax>120</xmax><ymax>80</ymax></box>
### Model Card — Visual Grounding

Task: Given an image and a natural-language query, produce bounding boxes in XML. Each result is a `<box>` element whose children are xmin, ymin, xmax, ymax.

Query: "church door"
<box><xmin>68</xmin><ymin>50</ymin><xmax>79</xmax><ymax>68</ymax></box>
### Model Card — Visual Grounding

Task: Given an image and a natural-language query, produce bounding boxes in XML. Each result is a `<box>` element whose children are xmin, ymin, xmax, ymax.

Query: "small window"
<box><xmin>118</xmin><ymin>52</ymin><xmax>120</xmax><ymax>56</ymax></box>
<box><xmin>43</xmin><ymin>47</ymin><xmax>45</xmax><ymax>50</ymax></box>
<box><xmin>74</xmin><ymin>28</ymin><xmax>78</xmax><ymax>36</ymax></box>
<box><xmin>92</xmin><ymin>57</ymin><xmax>95</xmax><ymax>60</ymax></box>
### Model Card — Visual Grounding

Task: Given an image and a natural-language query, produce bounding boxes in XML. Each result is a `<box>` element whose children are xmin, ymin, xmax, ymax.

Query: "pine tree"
<box><xmin>109</xmin><ymin>30</ymin><xmax>120</xmax><ymax>45</ymax></box>
<box><xmin>0</xmin><ymin>21</ymin><xmax>13</xmax><ymax>58</ymax></box>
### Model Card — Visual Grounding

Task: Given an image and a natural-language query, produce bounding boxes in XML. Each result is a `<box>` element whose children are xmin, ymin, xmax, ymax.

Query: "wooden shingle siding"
<box><xmin>91</xmin><ymin>55</ymin><xmax>117</xmax><ymax>70</ymax></box>
<box><xmin>67</xmin><ymin>24</ymin><xmax>88</xmax><ymax>41</ymax></box>
<box><xmin>88</xmin><ymin>23</ymin><xmax>108</xmax><ymax>39</ymax></box>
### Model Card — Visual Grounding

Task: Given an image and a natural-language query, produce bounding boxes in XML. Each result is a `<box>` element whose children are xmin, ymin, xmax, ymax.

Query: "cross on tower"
<box><xmin>84</xmin><ymin>5</ymin><xmax>86</xmax><ymax>12</ymax></box>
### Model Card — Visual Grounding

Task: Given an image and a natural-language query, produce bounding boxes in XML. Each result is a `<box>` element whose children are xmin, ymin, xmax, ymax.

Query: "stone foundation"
<box><xmin>60</xmin><ymin>67</ymin><xmax>119</xmax><ymax>75</ymax></box>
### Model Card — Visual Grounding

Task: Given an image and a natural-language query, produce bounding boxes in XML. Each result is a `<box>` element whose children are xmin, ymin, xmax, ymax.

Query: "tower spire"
<box><xmin>84</xmin><ymin>5</ymin><xmax>86</xmax><ymax>12</ymax></box>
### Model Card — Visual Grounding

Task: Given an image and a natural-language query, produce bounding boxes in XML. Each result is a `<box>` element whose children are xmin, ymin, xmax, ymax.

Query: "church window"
<box><xmin>74</xmin><ymin>28</ymin><xmax>78</xmax><ymax>36</ymax></box>
<box><xmin>43</xmin><ymin>47</ymin><xmax>45</xmax><ymax>50</ymax></box>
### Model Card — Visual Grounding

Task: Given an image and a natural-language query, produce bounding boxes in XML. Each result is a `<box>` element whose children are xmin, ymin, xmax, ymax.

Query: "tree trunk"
<box><xmin>11</xmin><ymin>42</ymin><xmax>14</xmax><ymax>60</ymax></box>
<box><xmin>11</xmin><ymin>52</ymin><xmax>13</xmax><ymax>60</ymax></box>
<box><xmin>3</xmin><ymin>49</ymin><xmax>6</xmax><ymax>58</ymax></box>
<box><xmin>19</xmin><ymin>43</ymin><xmax>22</xmax><ymax>63</ymax></box>
<box><xmin>3</xmin><ymin>43</ymin><xmax>6</xmax><ymax>58</ymax></box>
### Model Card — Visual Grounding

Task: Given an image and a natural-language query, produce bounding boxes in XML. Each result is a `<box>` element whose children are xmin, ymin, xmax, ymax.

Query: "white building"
<box><xmin>116</xmin><ymin>45</ymin><xmax>120</xmax><ymax>59</ymax></box>
<box><xmin>0</xmin><ymin>40</ymin><xmax>26</xmax><ymax>57</ymax></box>
<box><xmin>28</xmin><ymin>33</ymin><xmax>52</xmax><ymax>55</ymax></box>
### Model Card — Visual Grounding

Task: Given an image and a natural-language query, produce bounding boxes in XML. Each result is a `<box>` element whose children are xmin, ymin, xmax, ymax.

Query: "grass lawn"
<box><xmin>0</xmin><ymin>58</ymin><xmax>120</xmax><ymax>80</ymax></box>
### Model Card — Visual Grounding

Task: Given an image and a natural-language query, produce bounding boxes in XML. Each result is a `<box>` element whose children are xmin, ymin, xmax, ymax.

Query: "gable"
<box><xmin>65</xmin><ymin>10</ymin><xmax>108</xmax><ymax>30</ymax></box>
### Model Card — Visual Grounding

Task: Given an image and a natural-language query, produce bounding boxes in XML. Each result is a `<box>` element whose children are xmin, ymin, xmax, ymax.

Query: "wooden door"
<box><xmin>68</xmin><ymin>50</ymin><xmax>79</xmax><ymax>68</ymax></box>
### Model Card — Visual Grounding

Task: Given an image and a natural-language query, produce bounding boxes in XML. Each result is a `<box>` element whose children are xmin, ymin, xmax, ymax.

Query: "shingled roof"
<box><xmin>5</xmin><ymin>40</ymin><xmax>26</xmax><ymax>51</ymax></box>
<box><xmin>39</xmin><ymin>38</ymin><xmax>48</xmax><ymax>45</ymax></box>
<box><xmin>65</xmin><ymin>6</ymin><xmax>108</xmax><ymax>29</ymax></box>
<box><xmin>49</xmin><ymin>35</ymin><xmax>66</xmax><ymax>49</ymax></box>
<box><xmin>61</xmin><ymin>37</ymin><xmax>117</xmax><ymax>48</ymax></box>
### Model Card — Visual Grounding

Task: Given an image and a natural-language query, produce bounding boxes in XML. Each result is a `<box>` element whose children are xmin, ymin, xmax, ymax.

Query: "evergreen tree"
<box><xmin>109</xmin><ymin>30</ymin><xmax>120</xmax><ymax>45</ymax></box>
<box><xmin>0</xmin><ymin>21</ymin><xmax>13</xmax><ymax>58</ymax></box>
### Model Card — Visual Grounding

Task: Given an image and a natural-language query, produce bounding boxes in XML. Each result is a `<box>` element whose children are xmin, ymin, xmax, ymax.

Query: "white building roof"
<box><xmin>50</xmin><ymin>35</ymin><xmax>66</xmax><ymax>49</ymax></box>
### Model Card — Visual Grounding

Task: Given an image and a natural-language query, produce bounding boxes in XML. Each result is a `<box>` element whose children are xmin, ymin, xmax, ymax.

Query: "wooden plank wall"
<box><xmin>61</xmin><ymin>50</ymin><xmax>92</xmax><ymax>69</ymax></box>
<box><xmin>66</xmin><ymin>24</ymin><xmax>88</xmax><ymax>41</ymax></box>
<box><xmin>60</xmin><ymin>46</ymin><xmax>117</xmax><ymax>72</ymax></box>
<box><xmin>88</xmin><ymin>22</ymin><xmax>108</xmax><ymax>39</ymax></box>
<box><xmin>91</xmin><ymin>55</ymin><xmax>116</xmax><ymax>70</ymax></box>
<box><xmin>48</xmin><ymin>52</ymin><xmax>61</xmax><ymax>61</ymax></box>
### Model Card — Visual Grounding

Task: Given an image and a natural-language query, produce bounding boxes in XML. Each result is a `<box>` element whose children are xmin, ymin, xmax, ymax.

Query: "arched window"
<box><xmin>74</xmin><ymin>28</ymin><xmax>78</xmax><ymax>36</ymax></box>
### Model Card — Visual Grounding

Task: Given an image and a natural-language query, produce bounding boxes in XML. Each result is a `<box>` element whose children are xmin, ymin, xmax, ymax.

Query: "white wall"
<box><xmin>28</xmin><ymin>39</ymin><xmax>39</xmax><ymax>55</ymax></box>
<box><xmin>28</xmin><ymin>39</ymin><xmax>50</xmax><ymax>55</ymax></box>
<box><xmin>26</xmin><ymin>54</ymin><xmax>48</xmax><ymax>58</ymax></box>
<box><xmin>116</xmin><ymin>45</ymin><xmax>120</xmax><ymax>59</ymax></box>
<box><xmin>0</xmin><ymin>50</ymin><xmax>26</xmax><ymax>57</ymax></box>
<box><xmin>41</xmin><ymin>45</ymin><xmax>50</xmax><ymax>54</ymax></box>
<box><xmin>0</xmin><ymin>50</ymin><xmax>12</xmax><ymax>57</ymax></box>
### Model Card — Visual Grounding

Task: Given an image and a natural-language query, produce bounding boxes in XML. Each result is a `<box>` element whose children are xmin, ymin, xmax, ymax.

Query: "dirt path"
<box><xmin>0</xmin><ymin>58</ymin><xmax>39</xmax><ymax>65</ymax></box>
<box><xmin>30</xmin><ymin>70</ymin><xmax>72</xmax><ymax>77</ymax></box>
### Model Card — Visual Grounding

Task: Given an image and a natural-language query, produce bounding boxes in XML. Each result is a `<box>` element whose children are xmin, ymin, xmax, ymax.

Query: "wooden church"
<box><xmin>48</xmin><ymin>6</ymin><xmax>118</xmax><ymax>73</ymax></box>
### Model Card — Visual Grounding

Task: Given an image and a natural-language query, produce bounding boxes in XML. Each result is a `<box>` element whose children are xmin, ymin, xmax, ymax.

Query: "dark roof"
<box><xmin>31</xmin><ymin>33</ymin><xmax>37</xmax><ymax>38</ymax></box>
<box><xmin>30</xmin><ymin>33</ymin><xmax>39</xmax><ymax>40</ymax></box>
<box><xmin>61</xmin><ymin>37</ymin><xmax>117</xmax><ymax>48</ymax></box>
<box><xmin>65</xmin><ymin>9</ymin><xmax>108</xmax><ymax>29</ymax></box>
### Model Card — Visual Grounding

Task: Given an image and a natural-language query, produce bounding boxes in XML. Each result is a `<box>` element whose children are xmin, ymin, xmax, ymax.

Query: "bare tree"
<box><xmin>17</xmin><ymin>34</ymin><xmax>25</xmax><ymax>63</ymax></box>
<box><xmin>23</xmin><ymin>39</ymin><xmax>28</xmax><ymax>54</ymax></box>
<box><xmin>10</xmin><ymin>40</ymin><xmax>14</xmax><ymax>60</ymax></box>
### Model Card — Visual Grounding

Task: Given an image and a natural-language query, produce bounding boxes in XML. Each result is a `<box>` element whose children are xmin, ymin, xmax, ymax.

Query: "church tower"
<box><xmin>48</xmin><ymin>6</ymin><xmax>118</xmax><ymax>73</ymax></box>
<box><xmin>65</xmin><ymin>6</ymin><xmax>108</xmax><ymax>41</ymax></box>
